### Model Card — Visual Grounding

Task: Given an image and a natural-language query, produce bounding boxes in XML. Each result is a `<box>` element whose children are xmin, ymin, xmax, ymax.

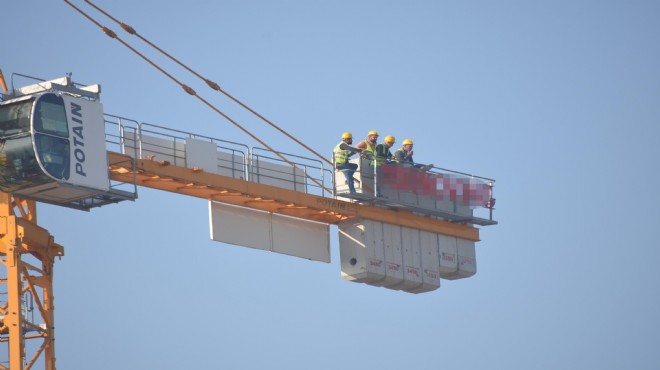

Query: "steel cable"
<box><xmin>83</xmin><ymin>0</ymin><xmax>333</xmax><ymax>168</ymax></box>
<box><xmin>63</xmin><ymin>0</ymin><xmax>332</xmax><ymax>194</ymax></box>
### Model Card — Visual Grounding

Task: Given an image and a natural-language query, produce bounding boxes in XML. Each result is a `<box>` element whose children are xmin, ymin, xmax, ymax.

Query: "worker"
<box><xmin>333</xmin><ymin>132</ymin><xmax>364</xmax><ymax>194</ymax></box>
<box><xmin>355</xmin><ymin>130</ymin><xmax>379</xmax><ymax>160</ymax></box>
<box><xmin>372</xmin><ymin>135</ymin><xmax>396</xmax><ymax>198</ymax></box>
<box><xmin>375</xmin><ymin>135</ymin><xmax>395</xmax><ymax>166</ymax></box>
<box><xmin>393</xmin><ymin>139</ymin><xmax>434</xmax><ymax>171</ymax></box>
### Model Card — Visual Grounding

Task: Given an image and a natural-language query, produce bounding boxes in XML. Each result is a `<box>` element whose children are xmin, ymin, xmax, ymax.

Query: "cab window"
<box><xmin>34</xmin><ymin>133</ymin><xmax>70</xmax><ymax>180</ymax></box>
<box><xmin>33</xmin><ymin>94</ymin><xmax>71</xmax><ymax>180</ymax></box>
<box><xmin>33</xmin><ymin>94</ymin><xmax>69</xmax><ymax>137</ymax></box>
<box><xmin>0</xmin><ymin>99</ymin><xmax>32</xmax><ymax>137</ymax></box>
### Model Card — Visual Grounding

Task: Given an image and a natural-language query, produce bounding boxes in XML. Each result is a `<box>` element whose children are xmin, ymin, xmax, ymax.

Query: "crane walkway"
<box><xmin>104</xmin><ymin>116</ymin><xmax>497</xmax><ymax>234</ymax></box>
<box><xmin>106</xmin><ymin>151</ymin><xmax>480</xmax><ymax>241</ymax></box>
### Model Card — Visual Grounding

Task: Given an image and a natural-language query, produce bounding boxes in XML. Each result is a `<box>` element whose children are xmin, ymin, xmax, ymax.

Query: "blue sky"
<box><xmin>3</xmin><ymin>0</ymin><xmax>660</xmax><ymax>369</ymax></box>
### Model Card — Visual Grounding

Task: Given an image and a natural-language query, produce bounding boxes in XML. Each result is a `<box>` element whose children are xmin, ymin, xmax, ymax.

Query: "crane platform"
<box><xmin>106</xmin><ymin>151</ymin><xmax>481</xmax><ymax>241</ymax></box>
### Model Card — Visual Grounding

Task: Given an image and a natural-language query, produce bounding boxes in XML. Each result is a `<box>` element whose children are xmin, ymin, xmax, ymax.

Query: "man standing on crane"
<box><xmin>333</xmin><ymin>132</ymin><xmax>364</xmax><ymax>194</ymax></box>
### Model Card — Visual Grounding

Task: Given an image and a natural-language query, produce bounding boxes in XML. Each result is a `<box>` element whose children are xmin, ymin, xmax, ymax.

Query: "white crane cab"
<box><xmin>0</xmin><ymin>76</ymin><xmax>135</xmax><ymax>209</ymax></box>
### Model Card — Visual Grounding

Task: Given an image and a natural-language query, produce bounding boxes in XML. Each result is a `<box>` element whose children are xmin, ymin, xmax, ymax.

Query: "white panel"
<box><xmin>438</xmin><ymin>234</ymin><xmax>459</xmax><ymax>278</ymax></box>
<box><xmin>185</xmin><ymin>138</ymin><xmax>219</xmax><ymax>174</ymax></box>
<box><xmin>436</xmin><ymin>199</ymin><xmax>455</xmax><ymax>214</ymax></box>
<box><xmin>382</xmin><ymin>224</ymin><xmax>404</xmax><ymax>287</ymax></box>
<box><xmin>61</xmin><ymin>95</ymin><xmax>109</xmax><ymax>191</ymax></box>
<box><xmin>380</xmin><ymin>186</ymin><xmax>399</xmax><ymax>201</ymax></box>
<box><xmin>217</xmin><ymin>151</ymin><xmax>246</xmax><ymax>179</ymax></box>
<box><xmin>364</xmin><ymin>219</ymin><xmax>387</xmax><ymax>285</ymax></box>
<box><xmin>409</xmin><ymin>231</ymin><xmax>440</xmax><ymax>293</ymax></box>
<box><xmin>209</xmin><ymin>202</ymin><xmax>271</xmax><ymax>251</ymax></box>
<box><xmin>124</xmin><ymin>133</ymin><xmax>185</xmax><ymax>166</ymax></box>
<box><xmin>455</xmin><ymin>203</ymin><xmax>474</xmax><ymax>218</ymax></box>
<box><xmin>271</xmin><ymin>214</ymin><xmax>330</xmax><ymax>263</ymax></box>
<box><xmin>417</xmin><ymin>194</ymin><xmax>436</xmax><ymax>211</ymax></box>
<box><xmin>251</xmin><ymin>160</ymin><xmax>305</xmax><ymax>191</ymax></box>
<box><xmin>399</xmin><ymin>192</ymin><xmax>418</xmax><ymax>206</ymax></box>
<box><xmin>17</xmin><ymin>78</ymin><xmax>70</xmax><ymax>95</ymax></box>
<box><xmin>456</xmin><ymin>239</ymin><xmax>477</xmax><ymax>278</ymax></box>
<box><xmin>334</xmin><ymin>169</ymin><xmax>352</xmax><ymax>194</ymax></box>
<box><xmin>340</xmin><ymin>219</ymin><xmax>477</xmax><ymax>293</ymax></box>
<box><xmin>209</xmin><ymin>202</ymin><xmax>330</xmax><ymax>263</ymax></box>
<box><xmin>400</xmin><ymin>227</ymin><xmax>423</xmax><ymax>291</ymax></box>
<box><xmin>338</xmin><ymin>219</ymin><xmax>369</xmax><ymax>282</ymax></box>
<box><xmin>120</xmin><ymin>131</ymin><xmax>139</xmax><ymax>157</ymax></box>
<box><xmin>356</xmin><ymin>157</ymin><xmax>374</xmax><ymax>179</ymax></box>
<box><xmin>352</xmin><ymin>157</ymin><xmax>374</xmax><ymax>195</ymax></box>
<box><xmin>338</xmin><ymin>218</ymin><xmax>386</xmax><ymax>284</ymax></box>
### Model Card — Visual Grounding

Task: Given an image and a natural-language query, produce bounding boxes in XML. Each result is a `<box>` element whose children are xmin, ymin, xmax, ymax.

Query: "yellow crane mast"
<box><xmin>0</xmin><ymin>195</ymin><xmax>63</xmax><ymax>370</ymax></box>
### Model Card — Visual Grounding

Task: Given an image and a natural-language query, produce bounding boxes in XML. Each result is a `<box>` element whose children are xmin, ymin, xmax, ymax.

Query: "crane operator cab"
<box><xmin>0</xmin><ymin>76</ymin><xmax>136</xmax><ymax>210</ymax></box>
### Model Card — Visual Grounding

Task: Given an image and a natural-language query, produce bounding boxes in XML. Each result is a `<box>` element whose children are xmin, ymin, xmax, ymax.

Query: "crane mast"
<box><xmin>0</xmin><ymin>194</ymin><xmax>63</xmax><ymax>370</ymax></box>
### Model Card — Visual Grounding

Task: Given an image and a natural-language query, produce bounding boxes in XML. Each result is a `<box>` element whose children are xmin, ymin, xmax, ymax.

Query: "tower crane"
<box><xmin>0</xmin><ymin>70</ymin><xmax>497</xmax><ymax>370</ymax></box>
<box><xmin>0</xmin><ymin>4</ymin><xmax>495</xmax><ymax>368</ymax></box>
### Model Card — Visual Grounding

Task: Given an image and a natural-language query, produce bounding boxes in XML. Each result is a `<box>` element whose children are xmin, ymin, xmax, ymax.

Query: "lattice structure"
<box><xmin>0</xmin><ymin>194</ymin><xmax>63</xmax><ymax>370</ymax></box>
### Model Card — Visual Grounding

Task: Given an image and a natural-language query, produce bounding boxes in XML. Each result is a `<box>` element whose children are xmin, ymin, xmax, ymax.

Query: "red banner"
<box><xmin>381</xmin><ymin>165</ymin><xmax>492</xmax><ymax>208</ymax></box>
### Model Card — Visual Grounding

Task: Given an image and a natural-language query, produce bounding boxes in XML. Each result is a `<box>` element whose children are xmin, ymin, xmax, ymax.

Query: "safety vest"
<box><xmin>375</xmin><ymin>144</ymin><xmax>392</xmax><ymax>166</ymax></box>
<box><xmin>360</xmin><ymin>140</ymin><xmax>376</xmax><ymax>157</ymax></box>
<box><xmin>359</xmin><ymin>140</ymin><xmax>377</xmax><ymax>167</ymax></box>
<box><xmin>333</xmin><ymin>142</ymin><xmax>350</xmax><ymax>164</ymax></box>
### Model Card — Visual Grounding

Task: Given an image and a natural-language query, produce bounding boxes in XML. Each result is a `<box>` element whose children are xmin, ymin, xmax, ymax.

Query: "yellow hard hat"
<box><xmin>368</xmin><ymin>130</ymin><xmax>379</xmax><ymax>136</ymax></box>
<box><xmin>342</xmin><ymin>132</ymin><xmax>353</xmax><ymax>139</ymax></box>
<box><xmin>384</xmin><ymin>135</ymin><xmax>395</xmax><ymax>143</ymax></box>
<box><xmin>402</xmin><ymin>139</ymin><xmax>413</xmax><ymax>145</ymax></box>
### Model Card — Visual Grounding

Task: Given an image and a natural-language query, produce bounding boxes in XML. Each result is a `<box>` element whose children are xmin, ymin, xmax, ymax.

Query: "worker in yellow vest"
<box><xmin>355</xmin><ymin>130</ymin><xmax>379</xmax><ymax>160</ymax></box>
<box><xmin>333</xmin><ymin>132</ymin><xmax>364</xmax><ymax>193</ymax></box>
<box><xmin>375</xmin><ymin>135</ymin><xmax>395</xmax><ymax>166</ymax></box>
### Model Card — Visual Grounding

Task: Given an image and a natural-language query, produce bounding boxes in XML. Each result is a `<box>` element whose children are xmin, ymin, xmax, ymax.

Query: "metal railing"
<box><xmin>103</xmin><ymin>116</ymin><xmax>332</xmax><ymax>198</ymax></box>
<box><xmin>425</xmin><ymin>165</ymin><xmax>496</xmax><ymax>222</ymax></box>
<box><xmin>103</xmin><ymin>116</ymin><xmax>495</xmax><ymax>223</ymax></box>
<box><xmin>332</xmin><ymin>157</ymin><xmax>497</xmax><ymax>225</ymax></box>
<box><xmin>251</xmin><ymin>147</ymin><xmax>329</xmax><ymax>197</ymax></box>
